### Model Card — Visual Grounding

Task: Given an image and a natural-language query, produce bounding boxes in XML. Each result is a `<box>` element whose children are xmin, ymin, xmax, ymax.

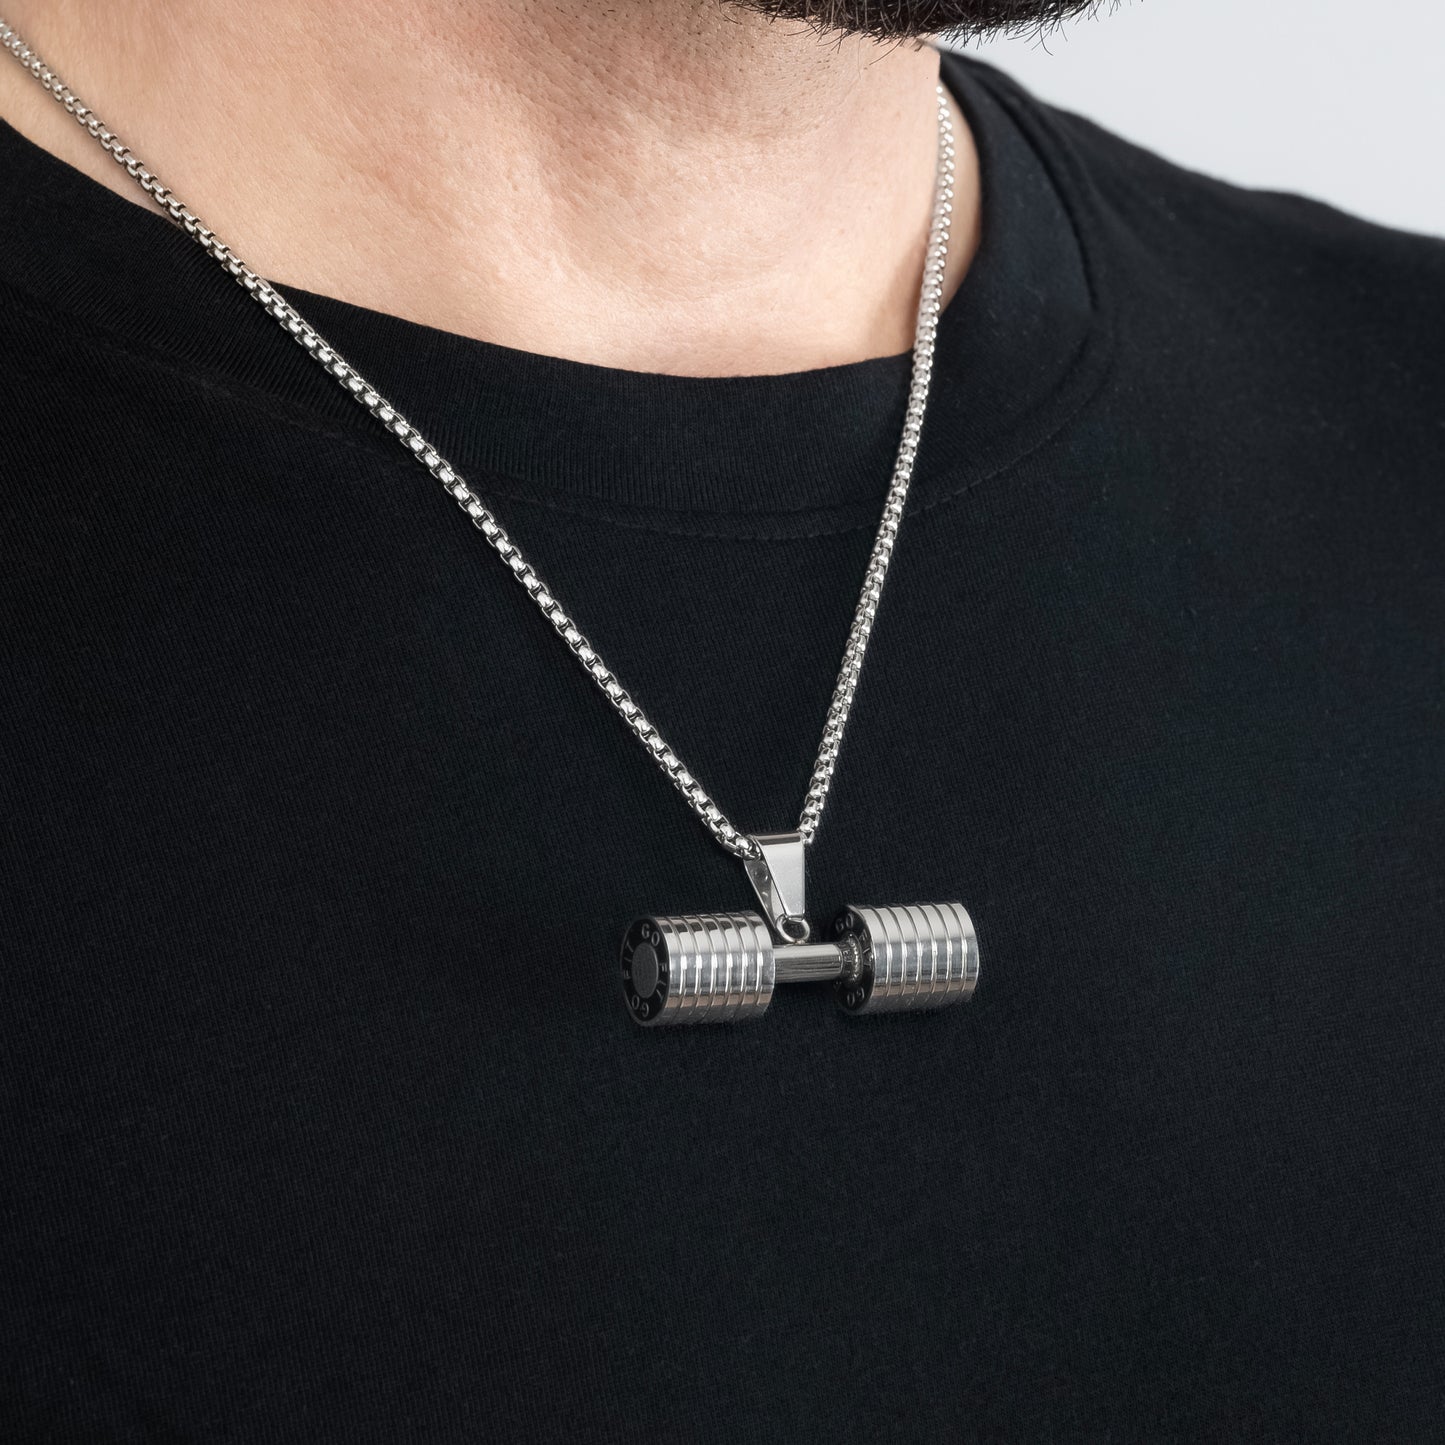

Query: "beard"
<box><xmin>726</xmin><ymin>0</ymin><xmax>1107</xmax><ymax>42</ymax></box>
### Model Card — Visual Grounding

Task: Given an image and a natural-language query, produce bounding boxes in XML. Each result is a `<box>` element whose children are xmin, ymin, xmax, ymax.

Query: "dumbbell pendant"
<box><xmin>621</xmin><ymin>900</ymin><xmax>979</xmax><ymax>1026</ymax></box>
<box><xmin>621</xmin><ymin>831</ymin><xmax>980</xmax><ymax>1026</ymax></box>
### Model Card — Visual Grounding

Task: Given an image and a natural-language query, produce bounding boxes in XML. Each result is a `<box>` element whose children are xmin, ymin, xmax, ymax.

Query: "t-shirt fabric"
<box><xmin>2</xmin><ymin>46</ymin><xmax>1443</xmax><ymax>1443</ymax></box>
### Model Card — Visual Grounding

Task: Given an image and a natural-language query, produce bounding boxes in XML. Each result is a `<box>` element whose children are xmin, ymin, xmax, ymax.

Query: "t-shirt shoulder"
<box><xmin>1019</xmin><ymin>69</ymin><xmax>1444</xmax><ymax>322</ymax></box>
<box><xmin>966</xmin><ymin>58</ymin><xmax>1445</xmax><ymax>456</ymax></box>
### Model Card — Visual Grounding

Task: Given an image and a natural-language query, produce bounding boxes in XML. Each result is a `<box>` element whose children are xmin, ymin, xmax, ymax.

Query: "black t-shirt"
<box><xmin>3</xmin><ymin>46</ymin><xmax>1443</xmax><ymax>1442</ymax></box>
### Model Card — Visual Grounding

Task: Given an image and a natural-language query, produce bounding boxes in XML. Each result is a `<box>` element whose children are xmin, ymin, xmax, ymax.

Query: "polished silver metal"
<box><xmin>743</xmin><ymin>831</ymin><xmax>810</xmax><ymax>943</ymax></box>
<box><xmin>621</xmin><ymin>912</ymin><xmax>778</xmax><ymax>1026</ymax></box>
<box><xmin>833</xmin><ymin>901</ymin><xmax>979</xmax><ymax>1015</ymax></box>
<box><xmin>794</xmin><ymin>103</ymin><xmax>956</xmax><ymax>851</ymax></box>
<box><xmin>623</xmin><ymin>902</ymin><xmax>977</xmax><ymax>1027</ymax></box>
<box><xmin>0</xmin><ymin>16</ymin><xmax>956</xmax><ymax>866</ymax></box>
<box><xmin>773</xmin><ymin>941</ymin><xmax>851</xmax><ymax>983</ymax></box>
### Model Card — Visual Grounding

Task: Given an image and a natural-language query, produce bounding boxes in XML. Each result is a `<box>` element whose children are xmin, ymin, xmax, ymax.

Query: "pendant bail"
<box><xmin>744</xmin><ymin>832</ymin><xmax>810</xmax><ymax>943</ymax></box>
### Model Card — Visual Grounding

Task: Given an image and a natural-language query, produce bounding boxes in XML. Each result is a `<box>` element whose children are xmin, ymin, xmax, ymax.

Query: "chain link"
<box><xmin>0</xmin><ymin>17</ymin><xmax>954</xmax><ymax>861</ymax></box>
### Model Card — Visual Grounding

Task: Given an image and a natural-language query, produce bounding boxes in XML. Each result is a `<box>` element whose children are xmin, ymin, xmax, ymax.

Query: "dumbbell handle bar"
<box><xmin>773</xmin><ymin>940</ymin><xmax>858</xmax><ymax>983</ymax></box>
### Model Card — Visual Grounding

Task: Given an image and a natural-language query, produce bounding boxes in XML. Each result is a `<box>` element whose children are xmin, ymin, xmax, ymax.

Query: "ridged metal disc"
<box><xmin>622</xmin><ymin>911</ymin><xmax>776</xmax><ymax>1027</ymax></box>
<box><xmin>834</xmin><ymin>901</ymin><xmax>979</xmax><ymax>1015</ymax></box>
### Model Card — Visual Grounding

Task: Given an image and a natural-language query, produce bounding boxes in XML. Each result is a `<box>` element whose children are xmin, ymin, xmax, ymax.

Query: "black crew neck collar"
<box><xmin>0</xmin><ymin>48</ymin><xmax>1111</xmax><ymax>523</ymax></box>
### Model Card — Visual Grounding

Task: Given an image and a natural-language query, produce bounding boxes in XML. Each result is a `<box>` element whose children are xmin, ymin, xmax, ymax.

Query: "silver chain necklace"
<box><xmin>2</xmin><ymin>18</ymin><xmax>981</xmax><ymax>1027</ymax></box>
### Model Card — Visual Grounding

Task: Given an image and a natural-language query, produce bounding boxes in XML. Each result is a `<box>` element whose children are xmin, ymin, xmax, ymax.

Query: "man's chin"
<box><xmin>726</xmin><ymin>0</ymin><xmax>1104</xmax><ymax>43</ymax></box>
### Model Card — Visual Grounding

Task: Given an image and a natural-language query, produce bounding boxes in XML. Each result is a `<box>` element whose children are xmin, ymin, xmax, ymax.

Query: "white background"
<box><xmin>946</xmin><ymin>0</ymin><xmax>1445</xmax><ymax>238</ymax></box>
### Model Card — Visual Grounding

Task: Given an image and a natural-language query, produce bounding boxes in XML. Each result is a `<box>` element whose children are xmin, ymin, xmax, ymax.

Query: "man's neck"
<box><xmin>0</xmin><ymin>1</ymin><xmax>979</xmax><ymax>375</ymax></box>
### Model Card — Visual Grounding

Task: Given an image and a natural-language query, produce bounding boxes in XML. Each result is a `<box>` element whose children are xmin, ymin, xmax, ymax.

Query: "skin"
<box><xmin>0</xmin><ymin>1</ymin><xmax>998</xmax><ymax>375</ymax></box>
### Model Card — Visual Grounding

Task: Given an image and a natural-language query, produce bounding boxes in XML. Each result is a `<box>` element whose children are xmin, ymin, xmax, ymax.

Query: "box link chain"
<box><xmin>0</xmin><ymin>17</ymin><xmax>954</xmax><ymax>863</ymax></box>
